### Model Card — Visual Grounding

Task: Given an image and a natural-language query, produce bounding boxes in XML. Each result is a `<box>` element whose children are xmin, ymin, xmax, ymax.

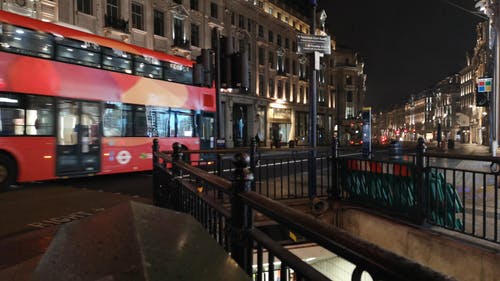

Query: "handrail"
<box><xmin>424</xmin><ymin>151</ymin><xmax>500</xmax><ymax>163</ymax></box>
<box><xmin>240</xmin><ymin>191</ymin><xmax>456</xmax><ymax>281</ymax></box>
<box><xmin>174</xmin><ymin>159</ymin><xmax>232</xmax><ymax>191</ymax></box>
<box><xmin>249</xmin><ymin>228</ymin><xmax>331</xmax><ymax>281</ymax></box>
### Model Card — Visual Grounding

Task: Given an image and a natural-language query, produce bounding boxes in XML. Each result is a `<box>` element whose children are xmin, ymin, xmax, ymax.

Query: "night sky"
<box><xmin>318</xmin><ymin>0</ymin><xmax>484</xmax><ymax>112</ymax></box>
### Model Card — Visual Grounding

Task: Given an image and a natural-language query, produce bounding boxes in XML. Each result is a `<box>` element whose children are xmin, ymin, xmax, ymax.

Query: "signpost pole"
<box><xmin>308</xmin><ymin>1</ymin><xmax>317</xmax><ymax>200</ymax></box>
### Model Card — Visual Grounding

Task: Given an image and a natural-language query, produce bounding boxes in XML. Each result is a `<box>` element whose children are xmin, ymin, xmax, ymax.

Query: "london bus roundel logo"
<box><xmin>116</xmin><ymin>150</ymin><xmax>132</xmax><ymax>165</ymax></box>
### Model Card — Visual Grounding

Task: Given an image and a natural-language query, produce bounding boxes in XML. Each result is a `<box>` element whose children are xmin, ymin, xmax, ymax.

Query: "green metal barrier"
<box><xmin>341</xmin><ymin>159</ymin><xmax>463</xmax><ymax>228</ymax></box>
<box><xmin>426</xmin><ymin>170</ymin><xmax>464</xmax><ymax>230</ymax></box>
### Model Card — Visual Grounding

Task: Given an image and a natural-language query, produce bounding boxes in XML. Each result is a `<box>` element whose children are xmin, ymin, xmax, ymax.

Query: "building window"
<box><xmin>247</xmin><ymin>19</ymin><xmax>252</xmax><ymax>33</ymax></box>
<box><xmin>191</xmin><ymin>24</ymin><xmax>199</xmax><ymax>47</ymax></box>
<box><xmin>131</xmin><ymin>2</ymin><xmax>144</xmax><ymax>30</ymax></box>
<box><xmin>277</xmin><ymin>34</ymin><xmax>281</xmax><ymax>46</ymax></box>
<box><xmin>277</xmin><ymin>54</ymin><xmax>284</xmax><ymax>73</ymax></box>
<box><xmin>231</xmin><ymin>12</ymin><xmax>235</xmax><ymax>25</ymax></box>
<box><xmin>190</xmin><ymin>0</ymin><xmax>198</xmax><ymax>10</ymax></box>
<box><xmin>106</xmin><ymin>0</ymin><xmax>119</xmax><ymax>18</ymax></box>
<box><xmin>258</xmin><ymin>47</ymin><xmax>264</xmax><ymax>65</ymax></box>
<box><xmin>154</xmin><ymin>10</ymin><xmax>164</xmax><ymax>36</ymax></box>
<box><xmin>258</xmin><ymin>25</ymin><xmax>264</xmax><ymax>37</ymax></box>
<box><xmin>173</xmin><ymin>17</ymin><xmax>184</xmax><ymax>42</ymax></box>
<box><xmin>268</xmin><ymin>51</ymin><xmax>274</xmax><ymax>69</ymax></box>
<box><xmin>259</xmin><ymin>74</ymin><xmax>265</xmax><ymax>96</ymax></box>
<box><xmin>239</xmin><ymin>15</ymin><xmax>245</xmax><ymax>29</ymax></box>
<box><xmin>347</xmin><ymin>91</ymin><xmax>353</xmax><ymax>103</ymax></box>
<box><xmin>285</xmin><ymin>81</ymin><xmax>290</xmax><ymax>101</ymax></box>
<box><xmin>268</xmin><ymin>30</ymin><xmax>273</xmax><ymax>43</ymax></box>
<box><xmin>210</xmin><ymin>2</ymin><xmax>218</xmax><ymax>18</ymax></box>
<box><xmin>277</xmin><ymin>80</ymin><xmax>283</xmax><ymax>99</ymax></box>
<box><xmin>285</xmin><ymin>38</ymin><xmax>289</xmax><ymax>49</ymax></box>
<box><xmin>269</xmin><ymin>79</ymin><xmax>275</xmax><ymax>98</ymax></box>
<box><xmin>292</xmin><ymin>84</ymin><xmax>296</xmax><ymax>102</ymax></box>
<box><xmin>210</xmin><ymin>28</ymin><xmax>218</xmax><ymax>50</ymax></box>
<box><xmin>77</xmin><ymin>0</ymin><xmax>92</xmax><ymax>15</ymax></box>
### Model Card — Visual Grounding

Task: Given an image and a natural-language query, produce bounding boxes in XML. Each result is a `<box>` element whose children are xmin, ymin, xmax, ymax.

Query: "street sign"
<box><xmin>297</xmin><ymin>34</ymin><xmax>331</xmax><ymax>55</ymax></box>
<box><xmin>477</xmin><ymin>77</ymin><xmax>492</xmax><ymax>92</ymax></box>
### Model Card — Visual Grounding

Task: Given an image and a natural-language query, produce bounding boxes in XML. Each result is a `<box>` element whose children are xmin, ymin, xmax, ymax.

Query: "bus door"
<box><xmin>56</xmin><ymin>100</ymin><xmax>101</xmax><ymax>176</ymax></box>
<box><xmin>198</xmin><ymin>112</ymin><xmax>215</xmax><ymax>160</ymax></box>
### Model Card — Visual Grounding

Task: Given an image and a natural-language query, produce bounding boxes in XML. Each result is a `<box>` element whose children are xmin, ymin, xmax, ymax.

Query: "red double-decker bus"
<box><xmin>0</xmin><ymin>11</ymin><xmax>216</xmax><ymax>190</ymax></box>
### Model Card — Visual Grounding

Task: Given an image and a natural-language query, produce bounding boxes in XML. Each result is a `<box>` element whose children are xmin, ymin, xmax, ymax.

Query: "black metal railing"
<box><xmin>334</xmin><ymin>138</ymin><xmax>500</xmax><ymax>243</ymax></box>
<box><xmin>157</xmin><ymin>137</ymin><xmax>500</xmax><ymax>245</ymax></box>
<box><xmin>172</xmin><ymin>38</ymin><xmax>191</xmax><ymax>49</ymax></box>
<box><xmin>421</xmin><ymin>150</ymin><xmax>500</xmax><ymax>243</ymax></box>
<box><xmin>152</xmin><ymin>139</ymin><xmax>456</xmax><ymax>281</ymax></box>
<box><xmin>185</xmin><ymin>143</ymin><xmax>331</xmax><ymax>201</ymax></box>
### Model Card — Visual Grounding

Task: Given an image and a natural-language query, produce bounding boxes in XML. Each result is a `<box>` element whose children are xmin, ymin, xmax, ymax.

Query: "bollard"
<box><xmin>389</xmin><ymin>140</ymin><xmax>402</xmax><ymax>160</ymax></box>
<box><xmin>231</xmin><ymin>152</ymin><xmax>254</xmax><ymax>275</ymax></box>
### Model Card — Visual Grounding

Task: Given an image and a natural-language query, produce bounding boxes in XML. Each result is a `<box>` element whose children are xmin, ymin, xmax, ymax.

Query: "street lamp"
<box><xmin>475</xmin><ymin>0</ymin><xmax>499</xmax><ymax>156</ymax></box>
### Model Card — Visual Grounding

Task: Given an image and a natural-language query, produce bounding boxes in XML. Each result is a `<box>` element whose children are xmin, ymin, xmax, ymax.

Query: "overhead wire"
<box><xmin>440</xmin><ymin>0</ymin><xmax>488</xmax><ymax>20</ymax></box>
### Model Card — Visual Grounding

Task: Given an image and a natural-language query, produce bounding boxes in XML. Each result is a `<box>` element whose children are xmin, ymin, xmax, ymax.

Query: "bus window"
<box><xmin>133</xmin><ymin>106</ymin><xmax>147</xmax><ymax>136</ymax></box>
<box><xmin>145</xmin><ymin>106</ymin><xmax>169</xmax><ymax>137</ymax></box>
<box><xmin>57</xmin><ymin>101</ymin><xmax>78</xmax><ymax>145</ymax></box>
<box><xmin>177</xmin><ymin>112</ymin><xmax>194</xmax><ymax>137</ymax></box>
<box><xmin>81</xmin><ymin>102</ymin><xmax>100</xmax><ymax>150</ymax></box>
<box><xmin>26</xmin><ymin>95</ymin><xmax>54</xmax><ymax>136</ymax></box>
<box><xmin>102</xmin><ymin>47</ymin><xmax>132</xmax><ymax>74</ymax></box>
<box><xmin>134</xmin><ymin>55</ymin><xmax>162</xmax><ymax>79</ymax></box>
<box><xmin>0</xmin><ymin>24</ymin><xmax>52</xmax><ymax>58</ymax></box>
<box><xmin>0</xmin><ymin>93</ymin><xmax>21</xmax><ymax>135</ymax></box>
<box><xmin>103</xmin><ymin>102</ymin><xmax>123</xmax><ymax>137</ymax></box>
<box><xmin>164</xmin><ymin>62</ymin><xmax>193</xmax><ymax>85</ymax></box>
<box><xmin>54</xmin><ymin>37</ymin><xmax>101</xmax><ymax>68</ymax></box>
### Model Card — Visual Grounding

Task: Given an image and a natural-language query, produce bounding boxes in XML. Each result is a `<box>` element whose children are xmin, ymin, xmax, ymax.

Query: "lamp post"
<box><xmin>475</xmin><ymin>0</ymin><xmax>499</xmax><ymax>156</ymax></box>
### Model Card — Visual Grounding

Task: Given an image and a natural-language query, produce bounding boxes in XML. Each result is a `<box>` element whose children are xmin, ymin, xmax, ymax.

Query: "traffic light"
<box><xmin>476</xmin><ymin>90</ymin><xmax>489</xmax><ymax>107</ymax></box>
<box><xmin>193</xmin><ymin>49</ymin><xmax>213</xmax><ymax>87</ymax></box>
<box><xmin>230</xmin><ymin>51</ymin><xmax>249</xmax><ymax>91</ymax></box>
<box><xmin>216</xmin><ymin>36</ymin><xmax>250</xmax><ymax>91</ymax></box>
<box><xmin>220</xmin><ymin>36</ymin><xmax>233</xmax><ymax>88</ymax></box>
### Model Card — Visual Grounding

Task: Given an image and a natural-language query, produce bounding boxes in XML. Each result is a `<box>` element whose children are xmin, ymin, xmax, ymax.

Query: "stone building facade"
<box><xmin>0</xmin><ymin>0</ymin><xmax>366</xmax><ymax>148</ymax></box>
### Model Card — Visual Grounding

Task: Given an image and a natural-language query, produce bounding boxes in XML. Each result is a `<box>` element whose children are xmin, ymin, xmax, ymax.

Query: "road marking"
<box><xmin>27</xmin><ymin>208</ymin><xmax>104</xmax><ymax>229</ymax></box>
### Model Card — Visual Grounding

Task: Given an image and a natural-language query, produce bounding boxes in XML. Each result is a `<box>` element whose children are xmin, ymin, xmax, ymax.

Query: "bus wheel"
<box><xmin>0</xmin><ymin>154</ymin><xmax>17</xmax><ymax>192</ymax></box>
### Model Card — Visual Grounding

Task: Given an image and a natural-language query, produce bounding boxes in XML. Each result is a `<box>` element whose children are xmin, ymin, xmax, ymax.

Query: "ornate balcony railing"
<box><xmin>104</xmin><ymin>14</ymin><xmax>129</xmax><ymax>33</ymax></box>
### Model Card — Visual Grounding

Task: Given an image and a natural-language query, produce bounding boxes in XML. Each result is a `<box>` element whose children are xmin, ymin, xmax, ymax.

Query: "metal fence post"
<box><xmin>152</xmin><ymin>138</ymin><xmax>160</xmax><ymax>206</ymax></box>
<box><xmin>330</xmin><ymin>136</ymin><xmax>339</xmax><ymax>200</ymax></box>
<box><xmin>231</xmin><ymin>152</ymin><xmax>254</xmax><ymax>275</ymax></box>
<box><xmin>172</xmin><ymin>142</ymin><xmax>183</xmax><ymax>176</ymax></box>
<box><xmin>249</xmin><ymin>137</ymin><xmax>257</xmax><ymax>191</ymax></box>
<box><xmin>171</xmin><ymin>142</ymin><xmax>183</xmax><ymax>210</ymax></box>
<box><xmin>415</xmin><ymin>137</ymin><xmax>426</xmax><ymax>224</ymax></box>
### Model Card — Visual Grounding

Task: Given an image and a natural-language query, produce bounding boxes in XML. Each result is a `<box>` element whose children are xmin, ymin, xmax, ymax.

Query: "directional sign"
<box><xmin>297</xmin><ymin>34</ymin><xmax>331</xmax><ymax>55</ymax></box>
<box><xmin>477</xmin><ymin>77</ymin><xmax>492</xmax><ymax>92</ymax></box>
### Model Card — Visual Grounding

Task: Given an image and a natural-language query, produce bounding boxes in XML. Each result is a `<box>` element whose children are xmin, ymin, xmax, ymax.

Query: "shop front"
<box><xmin>269</xmin><ymin>107</ymin><xmax>292</xmax><ymax>147</ymax></box>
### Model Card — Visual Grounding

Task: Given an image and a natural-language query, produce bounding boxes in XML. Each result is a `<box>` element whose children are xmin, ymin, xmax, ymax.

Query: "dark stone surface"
<box><xmin>32</xmin><ymin>201</ymin><xmax>249</xmax><ymax>281</ymax></box>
